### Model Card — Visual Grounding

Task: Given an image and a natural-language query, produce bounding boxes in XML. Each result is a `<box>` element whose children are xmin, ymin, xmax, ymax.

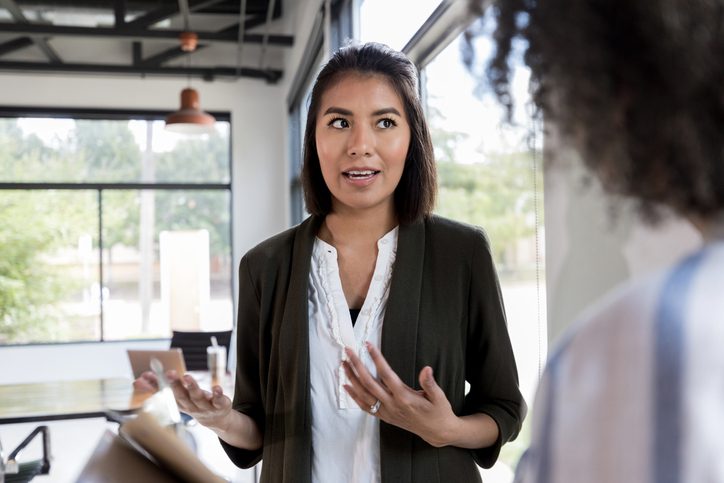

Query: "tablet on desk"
<box><xmin>127</xmin><ymin>349</ymin><xmax>187</xmax><ymax>378</ymax></box>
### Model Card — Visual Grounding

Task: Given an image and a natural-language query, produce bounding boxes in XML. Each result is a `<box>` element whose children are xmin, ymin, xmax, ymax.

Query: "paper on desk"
<box><xmin>143</xmin><ymin>387</ymin><xmax>181</xmax><ymax>427</ymax></box>
<box><xmin>120</xmin><ymin>411</ymin><xmax>226</xmax><ymax>483</ymax></box>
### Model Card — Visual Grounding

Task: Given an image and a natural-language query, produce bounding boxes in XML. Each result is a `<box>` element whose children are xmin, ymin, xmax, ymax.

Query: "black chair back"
<box><xmin>169</xmin><ymin>330</ymin><xmax>232</xmax><ymax>371</ymax></box>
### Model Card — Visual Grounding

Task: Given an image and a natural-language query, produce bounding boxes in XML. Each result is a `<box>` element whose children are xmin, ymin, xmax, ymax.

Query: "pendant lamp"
<box><xmin>165</xmin><ymin>32</ymin><xmax>216</xmax><ymax>134</ymax></box>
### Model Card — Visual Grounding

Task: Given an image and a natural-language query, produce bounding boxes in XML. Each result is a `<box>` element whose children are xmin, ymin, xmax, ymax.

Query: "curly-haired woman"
<box><xmin>471</xmin><ymin>0</ymin><xmax>724</xmax><ymax>481</ymax></box>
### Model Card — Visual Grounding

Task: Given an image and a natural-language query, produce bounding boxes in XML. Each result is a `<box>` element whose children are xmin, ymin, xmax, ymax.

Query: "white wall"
<box><xmin>544</xmin><ymin>148</ymin><xmax>702</xmax><ymax>344</ymax></box>
<box><xmin>0</xmin><ymin>339</ymin><xmax>167</xmax><ymax>384</ymax></box>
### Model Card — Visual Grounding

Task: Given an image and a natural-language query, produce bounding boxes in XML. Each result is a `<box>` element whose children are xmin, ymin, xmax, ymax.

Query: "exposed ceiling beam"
<box><xmin>178</xmin><ymin>0</ymin><xmax>191</xmax><ymax>30</ymax></box>
<box><xmin>0</xmin><ymin>59</ymin><xmax>282</xmax><ymax>82</ymax></box>
<box><xmin>125</xmin><ymin>5</ymin><xmax>177</xmax><ymax>28</ymax></box>
<box><xmin>0</xmin><ymin>0</ymin><xmax>63</xmax><ymax>63</ymax></box>
<box><xmin>0</xmin><ymin>37</ymin><xmax>34</xmax><ymax>57</ymax></box>
<box><xmin>0</xmin><ymin>23</ymin><xmax>294</xmax><ymax>46</ymax></box>
<box><xmin>137</xmin><ymin>44</ymin><xmax>208</xmax><ymax>66</ymax></box>
<box><xmin>114</xmin><ymin>0</ymin><xmax>127</xmax><ymax>26</ymax></box>
<box><xmin>115</xmin><ymin>0</ymin><xmax>229</xmax><ymax>29</ymax></box>
<box><xmin>216</xmin><ymin>15</ymin><xmax>267</xmax><ymax>37</ymax></box>
<box><xmin>257</xmin><ymin>0</ymin><xmax>276</xmax><ymax>69</ymax></box>
<box><xmin>235</xmin><ymin>0</ymin><xmax>247</xmax><ymax>77</ymax></box>
<box><xmin>132</xmin><ymin>41</ymin><xmax>142</xmax><ymax>64</ymax></box>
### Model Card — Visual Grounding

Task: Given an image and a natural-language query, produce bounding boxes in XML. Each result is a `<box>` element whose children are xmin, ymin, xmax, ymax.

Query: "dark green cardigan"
<box><xmin>221</xmin><ymin>214</ymin><xmax>526</xmax><ymax>482</ymax></box>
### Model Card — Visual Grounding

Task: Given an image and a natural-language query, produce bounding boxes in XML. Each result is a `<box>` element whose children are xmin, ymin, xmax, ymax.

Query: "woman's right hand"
<box><xmin>133</xmin><ymin>371</ymin><xmax>160</xmax><ymax>393</ymax></box>
<box><xmin>133</xmin><ymin>370</ymin><xmax>261</xmax><ymax>450</ymax></box>
<box><xmin>165</xmin><ymin>371</ymin><xmax>233</xmax><ymax>431</ymax></box>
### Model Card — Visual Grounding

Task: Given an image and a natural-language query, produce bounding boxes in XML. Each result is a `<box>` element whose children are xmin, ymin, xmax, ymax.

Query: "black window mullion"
<box><xmin>97</xmin><ymin>189</ymin><xmax>105</xmax><ymax>341</ymax></box>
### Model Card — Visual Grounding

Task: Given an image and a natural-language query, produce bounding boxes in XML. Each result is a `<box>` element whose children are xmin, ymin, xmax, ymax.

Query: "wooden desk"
<box><xmin>0</xmin><ymin>372</ymin><xmax>233</xmax><ymax>425</ymax></box>
<box><xmin>0</xmin><ymin>378</ymin><xmax>148</xmax><ymax>424</ymax></box>
<box><xmin>0</xmin><ymin>373</ymin><xmax>245</xmax><ymax>482</ymax></box>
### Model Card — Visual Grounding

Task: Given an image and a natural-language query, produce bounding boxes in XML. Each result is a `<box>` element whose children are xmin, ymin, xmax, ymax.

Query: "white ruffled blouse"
<box><xmin>307</xmin><ymin>226</ymin><xmax>398</xmax><ymax>483</ymax></box>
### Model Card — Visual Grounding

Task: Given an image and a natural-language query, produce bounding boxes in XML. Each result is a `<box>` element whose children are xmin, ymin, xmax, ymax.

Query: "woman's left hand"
<box><xmin>342</xmin><ymin>342</ymin><xmax>458</xmax><ymax>448</ymax></box>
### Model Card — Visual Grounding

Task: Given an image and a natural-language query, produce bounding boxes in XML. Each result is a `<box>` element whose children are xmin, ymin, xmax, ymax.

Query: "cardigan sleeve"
<box><xmin>219</xmin><ymin>254</ymin><xmax>265</xmax><ymax>468</ymax></box>
<box><xmin>464</xmin><ymin>228</ymin><xmax>527</xmax><ymax>468</ymax></box>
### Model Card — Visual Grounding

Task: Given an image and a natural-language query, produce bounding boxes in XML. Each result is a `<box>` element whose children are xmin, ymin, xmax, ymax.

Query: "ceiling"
<box><xmin>0</xmin><ymin>0</ymin><xmax>292</xmax><ymax>83</ymax></box>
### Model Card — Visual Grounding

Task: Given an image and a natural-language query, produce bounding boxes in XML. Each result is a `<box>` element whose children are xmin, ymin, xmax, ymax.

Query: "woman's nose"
<box><xmin>347</xmin><ymin>124</ymin><xmax>373</xmax><ymax>158</ymax></box>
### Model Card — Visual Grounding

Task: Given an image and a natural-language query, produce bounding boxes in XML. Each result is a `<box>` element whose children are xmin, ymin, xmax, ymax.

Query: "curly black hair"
<box><xmin>470</xmin><ymin>0</ymin><xmax>724</xmax><ymax>220</ymax></box>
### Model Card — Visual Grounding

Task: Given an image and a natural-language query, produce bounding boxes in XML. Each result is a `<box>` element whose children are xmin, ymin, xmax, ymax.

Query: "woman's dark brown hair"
<box><xmin>471</xmin><ymin>0</ymin><xmax>724</xmax><ymax>220</ymax></box>
<box><xmin>301</xmin><ymin>42</ymin><xmax>436</xmax><ymax>224</ymax></box>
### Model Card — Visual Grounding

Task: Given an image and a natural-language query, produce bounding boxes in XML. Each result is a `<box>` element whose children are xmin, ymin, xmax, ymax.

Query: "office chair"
<box><xmin>169</xmin><ymin>330</ymin><xmax>232</xmax><ymax>371</ymax></box>
<box><xmin>0</xmin><ymin>425</ymin><xmax>51</xmax><ymax>483</ymax></box>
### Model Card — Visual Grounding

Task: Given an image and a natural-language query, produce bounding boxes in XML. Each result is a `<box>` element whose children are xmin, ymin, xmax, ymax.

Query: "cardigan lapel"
<box><xmin>380</xmin><ymin>217</ymin><xmax>425</xmax><ymax>483</ymax></box>
<box><xmin>277</xmin><ymin>215</ymin><xmax>322</xmax><ymax>483</ymax></box>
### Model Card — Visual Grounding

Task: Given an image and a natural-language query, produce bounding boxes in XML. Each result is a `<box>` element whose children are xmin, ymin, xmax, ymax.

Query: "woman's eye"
<box><xmin>329</xmin><ymin>118</ymin><xmax>349</xmax><ymax>128</ymax></box>
<box><xmin>377</xmin><ymin>118</ymin><xmax>396</xmax><ymax>129</ymax></box>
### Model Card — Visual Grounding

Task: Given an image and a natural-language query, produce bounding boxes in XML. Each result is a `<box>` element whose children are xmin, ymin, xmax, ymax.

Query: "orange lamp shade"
<box><xmin>165</xmin><ymin>88</ymin><xmax>216</xmax><ymax>134</ymax></box>
<box><xmin>179</xmin><ymin>32</ymin><xmax>199</xmax><ymax>52</ymax></box>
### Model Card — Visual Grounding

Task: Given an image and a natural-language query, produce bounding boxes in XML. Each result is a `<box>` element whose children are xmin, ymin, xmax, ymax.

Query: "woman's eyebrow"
<box><xmin>322</xmin><ymin>107</ymin><xmax>402</xmax><ymax>116</ymax></box>
<box><xmin>323</xmin><ymin>107</ymin><xmax>353</xmax><ymax>116</ymax></box>
<box><xmin>371</xmin><ymin>107</ymin><xmax>402</xmax><ymax>116</ymax></box>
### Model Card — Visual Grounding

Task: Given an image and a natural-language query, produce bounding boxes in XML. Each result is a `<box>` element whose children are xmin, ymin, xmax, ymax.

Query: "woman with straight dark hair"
<box><xmin>136</xmin><ymin>42</ymin><xmax>525</xmax><ymax>483</ymax></box>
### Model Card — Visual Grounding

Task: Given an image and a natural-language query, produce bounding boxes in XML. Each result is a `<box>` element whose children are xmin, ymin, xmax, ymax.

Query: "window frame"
<box><xmin>0</xmin><ymin>106</ymin><xmax>234</xmax><ymax>346</ymax></box>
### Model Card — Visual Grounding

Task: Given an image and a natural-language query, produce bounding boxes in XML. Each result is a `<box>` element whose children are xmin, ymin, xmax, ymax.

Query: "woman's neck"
<box><xmin>319</xmin><ymin>205</ymin><xmax>397</xmax><ymax>247</ymax></box>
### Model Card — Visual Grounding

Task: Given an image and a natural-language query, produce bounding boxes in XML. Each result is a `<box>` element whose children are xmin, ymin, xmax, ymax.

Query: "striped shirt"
<box><xmin>515</xmin><ymin>238</ymin><xmax>724</xmax><ymax>483</ymax></box>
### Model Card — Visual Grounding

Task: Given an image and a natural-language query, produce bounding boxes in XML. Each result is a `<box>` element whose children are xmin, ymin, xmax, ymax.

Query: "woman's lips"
<box><xmin>343</xmin><ymin>169</ymin><xmax>380</xmax><ymax>185</ymax></box>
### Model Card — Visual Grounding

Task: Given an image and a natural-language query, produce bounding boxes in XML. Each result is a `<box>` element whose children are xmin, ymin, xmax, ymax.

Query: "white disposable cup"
<box><xmin>207</xmin><ymin>346</ymin><xmax>227</xmax><ymax>381</ymax></box>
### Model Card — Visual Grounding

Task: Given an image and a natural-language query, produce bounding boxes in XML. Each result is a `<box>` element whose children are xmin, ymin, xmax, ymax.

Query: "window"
<box><xmin>359</xmin><ymin>3</ymin><xmax>546</xmax><ymax>481</ymax></box>
<box><xmin>289</xmin><ymin>50</ymin><xmax>324</xmax><ymax>225</ymax></box>
<box><xmin>359</xmin><ymin>0</ymin><xmax>441</xmax><ymax>49</ymax></box>
<box><xmin>0</xmin><ymin>112</ymin><xmax>233</xmax><ymax>344</ymax></box>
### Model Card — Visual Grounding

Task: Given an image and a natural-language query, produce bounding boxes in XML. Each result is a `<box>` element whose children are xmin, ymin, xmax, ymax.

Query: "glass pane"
<box><xmin>0</xmin><ymin>190</ymin><xmax>100</xmax><ymax>344</ymax></box>
<box><xmin>425</xmin><ymin>31</ymin><xmax>546</xmax><ymax>482</ymax></box>
<box><xmin>143</xmin><ymin>121</ymin><xmax>231</xmax><ymax>184</ymax></box>
<box><xmin>0</xmin><ymin>118</ymin><xmax>230</xmax><ymax>184</ymax></box>
<box><xmin>289</xmin><ymin>49</ymin><xmax>323</xmax><ymax>224</ymax></box>
<box><xmin>359</xmin><ymin>0</ymin><xmax>442</xmax><ymax>50</ymax></box>
<box><xmin>102</xmin><ymin>190</ymin><xmax>233</xmax><ymax>341</ymax></box>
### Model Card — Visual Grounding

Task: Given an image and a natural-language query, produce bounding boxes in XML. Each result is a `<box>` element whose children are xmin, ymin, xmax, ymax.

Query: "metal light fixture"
<box><xmin>165</xmin><ymin>31</ymin><xmax>216</xmax><ymax>134</ymax></box>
